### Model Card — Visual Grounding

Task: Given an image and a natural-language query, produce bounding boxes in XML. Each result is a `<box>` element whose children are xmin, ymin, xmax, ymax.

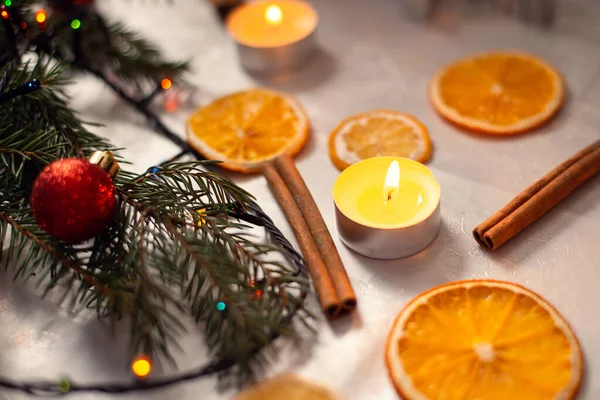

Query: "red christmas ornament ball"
<box><xmin>30</xmin><ymin>158</ymin><xmax>118</xmax><ymax>243</ymax></box>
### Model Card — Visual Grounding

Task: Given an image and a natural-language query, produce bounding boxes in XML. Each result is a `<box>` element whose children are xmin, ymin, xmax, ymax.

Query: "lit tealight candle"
<box><xmin>333</xmin><ymin>157</ymin><xmax>441</xmax><ymax>259</ymax></box>
<box><xmin>226</xmin><ymin>0</ymin><xmax>318</xmax><ymax>74</ymax></box>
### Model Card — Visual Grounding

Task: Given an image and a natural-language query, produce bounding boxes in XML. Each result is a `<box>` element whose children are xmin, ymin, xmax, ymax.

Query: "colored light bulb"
<box><xmin>35</xmin><ymin>10</ymin><xmax>46</xmax><ymax>24</ymax></box>
<box><xmin>131</xmin><ymin>355</ymin><xmax>152</xmax><ymax>378</ymax></box>
<box><xmin>161</xmin><ymin>78</ymin><xmax>172</xmax><ymax>90</ymax></box>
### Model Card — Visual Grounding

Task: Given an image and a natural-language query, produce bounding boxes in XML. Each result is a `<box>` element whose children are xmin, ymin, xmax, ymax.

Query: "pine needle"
<box><xmin>0</xmin><ymin>14</ymin><xmax>311</xmax><ymax>382</ymax></box>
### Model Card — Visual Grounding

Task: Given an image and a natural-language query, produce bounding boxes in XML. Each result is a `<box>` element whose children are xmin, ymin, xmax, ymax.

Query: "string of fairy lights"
<box><xmin>0</xmin><ymin>0</ymin><xmax>310</xmax><ymax>393</ymax></box>
<box><xmin>0</xmin><ymin>197</ymin><xmax>307</xmax><ymax>393</ymax></box>
<box><xmin>1</xmin><ymin>1</ymin><xmax>81</xmax><ymax>29</ymax></box>
<box><xmin>1</xmin><ymin>0</ymin><xmax>178</xmax><ymax>112</ymax></box>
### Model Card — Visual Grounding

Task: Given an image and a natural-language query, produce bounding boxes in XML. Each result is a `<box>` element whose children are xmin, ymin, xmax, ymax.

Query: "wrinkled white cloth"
<box><xmin>1</xmin><ymin>0</ymin><xmax>600</xmax><ymax>399</ymax></box>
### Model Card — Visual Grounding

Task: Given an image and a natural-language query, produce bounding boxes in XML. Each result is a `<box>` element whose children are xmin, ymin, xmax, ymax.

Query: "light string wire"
<box><xmin>0</xmin><ymin>2</ymin><xmax>309</xmax><ymax>395</ymax></box>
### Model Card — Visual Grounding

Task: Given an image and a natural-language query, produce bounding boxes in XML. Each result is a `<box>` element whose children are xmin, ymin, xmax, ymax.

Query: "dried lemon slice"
<box><xmin>328</xmin><ymin>110</ymin><xmax>431</xmax><ymax>171</ymax></box>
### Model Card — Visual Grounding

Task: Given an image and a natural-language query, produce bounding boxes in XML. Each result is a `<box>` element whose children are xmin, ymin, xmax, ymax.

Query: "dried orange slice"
<box><xmin>187</xmin><ymin>89</ymin><xmax>309</xmax><ymax>173</ymax></box>
<box><xmin>328</xmin><ymin>110</ymin><xmax>431</xmax><ymax>171</ymax></box>
<box><xmin>386</xmin><ymin>280</ymin><xmax>583</xmax><ymax>400</ymax></box>
<box><xmin>429</xmin><ymin>52</ymin><xmax>564</xmax><ymax>135</ymax></box>
<box><xmin>233</xmin><ymin>374</ymin><xmax>342</xmax><ymax>400</ymax></box>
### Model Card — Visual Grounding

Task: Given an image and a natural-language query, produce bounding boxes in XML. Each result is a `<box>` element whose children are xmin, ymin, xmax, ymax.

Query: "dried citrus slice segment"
<box><xmin>386</xmin><ymin>280</ymin><xmax>583</xmax><ymax>400</ymax></box>
<box><xmin>187</xmin><ymin>89</ymin><xmax>309</xmax><ymax>173</ymax></box>
<box><xmin>328</xmin><ymin>110</ymin><xmax>431</xmax><ymax>171</ymax></box>
<box><xmin>429</xmin><ymin>51</ymin><xmax>564</xmax><ymax>135</ymax></box>
<box><xmin>233</xmin><ymin>374</ymin><xmax>342</xmax><ymax>400</ymax></box>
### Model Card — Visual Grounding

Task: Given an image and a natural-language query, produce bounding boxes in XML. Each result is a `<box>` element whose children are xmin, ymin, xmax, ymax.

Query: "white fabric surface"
<box><xmin>2</xmin><ymin>0</ymin><xmax>600</xmax><ymax>399</ymax></box>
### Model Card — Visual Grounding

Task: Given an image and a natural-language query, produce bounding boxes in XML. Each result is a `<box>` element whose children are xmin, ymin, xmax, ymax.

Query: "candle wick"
<box><xmin>387</xmin><ymin>191</ymin><xmax>392</xmax><ymax>201</ymax></box>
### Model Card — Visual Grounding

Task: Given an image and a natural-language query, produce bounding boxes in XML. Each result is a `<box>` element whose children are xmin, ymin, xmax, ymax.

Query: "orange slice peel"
<box><xmin>429</xmin><ymin>51</ymin><xmax>564</xmax><ymax>135</ymax></box>
<box><xmin>187</xmin><ymin>88</ymin><xmax>309</xmax><ymax>173</ymax></box>
<box><xmin>386</xmin><ymin>280</ymin><xmax>583</xmax><ymax>400</ymax></box>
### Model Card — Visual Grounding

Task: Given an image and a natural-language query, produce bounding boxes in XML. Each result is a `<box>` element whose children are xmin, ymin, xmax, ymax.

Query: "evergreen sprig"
<box><xmin>0</xmin><ymin>58</ymin><xmax>113</xmax><ymax>154</ymax></box>
<box><xmin>0</xmin><ymin>3</ymin><xmax>311</xmax><ymax>385</ymax></box>
<box><xmin>49</xmin><ymin>12</ymin><xmax>190</xmax><ymax>88</ymax></box>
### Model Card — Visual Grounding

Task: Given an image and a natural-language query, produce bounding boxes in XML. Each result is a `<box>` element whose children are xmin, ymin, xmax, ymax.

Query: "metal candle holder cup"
<box><xmin>335</xmin><ymin>202</ymin><xmax>441</xmax><ymax>260</ymax></box>
<box><xmin>233</xmin><ymin>29</ymin><xmax>317</xmax><ymax>75</ymax></box>
<box><xmin>333</xmin><ymin>157</ymin><xmax>441</xmax><ymax>260</ymax></box>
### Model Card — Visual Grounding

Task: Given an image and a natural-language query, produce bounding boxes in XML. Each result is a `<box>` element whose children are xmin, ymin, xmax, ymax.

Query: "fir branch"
<box><xmin>116</xmin><ymin>162</ymin><xmax>255</xmax><ymax>216</ymax></box>
<box><xmin>115</xmin><ymin>163</ymin><xmax>309</xmax><ymax>369</ymax></box>
<box><xmin>125</xmin><ymin>206</ymin><xmax>187</xmax><ymax>363</ymax></box>
<box><xmin>0</xmin><ymin>126</ymin><xmax>65</xmax><ymax>163</ymax></box>
<box><xmin>0</xmin><ymin>58</ymin><xmax>114</xmax><ymax>160</ymax></box>
<box><xmin>104</xmin><ymin>20</ymin><xmax>190</xmax><ymax>87</ymax></box>
<box><xmin>0</xmin><ymin>2</ymin><xmax>312</xmax><ymax>385</ymax></box>
<box><xmin>48</xmin><ymin>13</ymin><xmax>189</xmax><ymax>89</ymax></box>
<box><xmin>78</xmin><ymin>199</ymin><xmax>191</xmax><ymax>364</ymax></box>
<box><xmin>0</xmin><ymin>209</ymin><xmax>110</xmax><ymax>298</ymax></box>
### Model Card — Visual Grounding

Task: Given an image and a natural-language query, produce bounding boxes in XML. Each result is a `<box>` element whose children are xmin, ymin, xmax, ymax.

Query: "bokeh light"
<box><xmin>161</xmin><ymin>78</ymin><xmax>172</xmax><ymax>90</ymax></box>
<box><xmin>35</xmin><ymin>10</ymin><xmax>46</xmax><ymax>24</ymax></box>
<box><xmin>131</xmin><ymin>355</ymin><xmax>152</xmax><ymax>378</ymax></box>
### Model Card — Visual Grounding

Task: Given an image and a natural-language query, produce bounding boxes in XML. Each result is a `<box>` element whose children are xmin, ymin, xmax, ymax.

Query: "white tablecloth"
<box><xmin>2</xmin><ymin>0</ymin><xmax>600</xmax><ymax>399</ymax></box>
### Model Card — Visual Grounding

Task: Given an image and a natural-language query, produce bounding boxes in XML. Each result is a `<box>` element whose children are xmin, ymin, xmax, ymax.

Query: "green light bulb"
<box><xmin>57</xmin><ymin>378</ymin><xmax>71</xmax><ymax>393</ymax></box>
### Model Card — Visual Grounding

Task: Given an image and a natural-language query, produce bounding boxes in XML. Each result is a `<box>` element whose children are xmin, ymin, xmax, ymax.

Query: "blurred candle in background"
<box><xmin>226</xmin><ymin>0</ymin><xmax>318</xmax><ymax>74</ymax></box>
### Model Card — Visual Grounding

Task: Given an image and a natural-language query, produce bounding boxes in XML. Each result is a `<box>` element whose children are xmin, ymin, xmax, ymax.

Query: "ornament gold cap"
<box><xmin>89</xmin><ymin>151</ymin><xmax>120</xmax><ymax>178</ymax></box>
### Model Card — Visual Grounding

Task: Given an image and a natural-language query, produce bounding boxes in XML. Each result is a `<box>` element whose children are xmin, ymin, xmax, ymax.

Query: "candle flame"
<box><xmin>265</xmin><ymin>4</ymin><xmax>283</xmax><ymax>25</ymax></box>
<box><xmin>383</xmin><ymin>161</ymin><xmax>400</xmax><ymax>202</ymax></box>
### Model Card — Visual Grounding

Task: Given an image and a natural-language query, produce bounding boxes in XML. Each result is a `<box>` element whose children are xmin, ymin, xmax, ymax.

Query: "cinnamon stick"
<box><xmin>474</xmin><ymin>139</ymin><xmax>600</xmax><ymax>250</ymax></box>
<box><xmin>262</xmin><ymin>163</ymin><xmax>342</xmax><ymax>319</ymax></box>
<box><xmin>273</xmin><ymin>154</ymin><xmax>357</xmax><ymax>312</ymax></box>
